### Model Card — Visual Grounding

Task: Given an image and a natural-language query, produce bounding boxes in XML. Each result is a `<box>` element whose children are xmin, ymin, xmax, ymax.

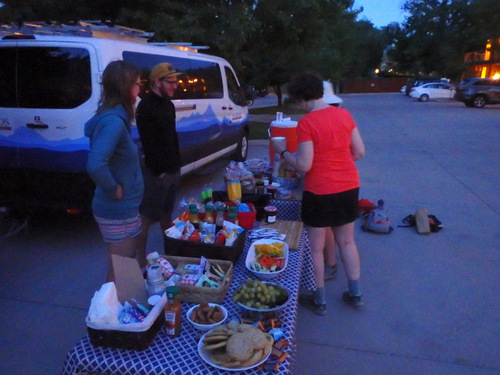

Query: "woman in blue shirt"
<box><xmin>85</xmin><ymin>60</ymin><xmax>144</xmax><ymax>281</ymax></box>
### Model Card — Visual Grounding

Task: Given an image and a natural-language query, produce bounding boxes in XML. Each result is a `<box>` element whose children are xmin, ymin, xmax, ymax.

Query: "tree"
<box><xmin>391</xmin><ymin>0</ymin><xmax>474</xmax><ymax>79</ymax></box>
<box><xmin>469</xmin><ymin>0</ymin><xmax>500</xmax><ymax>49</ymax></box>
<box><xmin>0</xmin><ymin>0</ymin><xmax>382</xmax><ymax>96</ymax></box>
<box><xmin>243</xmin><ymin>0</ymin><xmax>361</xmax><ymax>104</ymax></box>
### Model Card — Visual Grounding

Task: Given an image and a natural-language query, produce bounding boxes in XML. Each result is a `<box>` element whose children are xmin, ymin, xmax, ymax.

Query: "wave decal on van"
<box><xmin>0</xmin><ymin>126</ymin><xmax>89</xmax><ymax>151</ymax></box>
<box><xmin>175</xmin><ymin>104</ymin><xmax>248</xmax><ymax>131</ymax></box>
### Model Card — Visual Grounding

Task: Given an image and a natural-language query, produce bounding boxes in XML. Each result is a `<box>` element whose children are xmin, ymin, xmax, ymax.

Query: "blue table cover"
<box><xmin>62</xmin><ymin>200</ymin><xmax>315</xmax><ymax>375</ymax></box>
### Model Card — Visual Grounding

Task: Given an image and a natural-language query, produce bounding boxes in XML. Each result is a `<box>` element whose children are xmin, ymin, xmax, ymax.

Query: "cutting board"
<box><xmin>260</xmin><ymin>220</ymin><xmax>304</xmax><ymax>251</ymax></box>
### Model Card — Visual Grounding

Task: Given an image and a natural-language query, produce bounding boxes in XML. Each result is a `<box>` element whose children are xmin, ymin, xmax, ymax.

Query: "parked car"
<box><xmin>400</xmin><ymin>85</ymin><xmax>406</xmax><ymax>94</ymax></box>
<box><xmin>322</xmin><ymin>81</ymin><xmax>343</xmax><ymax>107</ymax></box>
<box><xmin>454</xmin><ymin>77</ymin><xmax>500</xmax><ymax>108</ymax></box>
<box><xmin>405</xmin><ymin>77</ymin><xmax>443</xmax><ymax>95</ymax></box>
<box><xmin>255</xmin><ymin>86</ymin><xmax>269</xmax><ymax>97</ymax></box>
<box><xmin>409</xmin><ymin>82</ymin><xmax>455</xmax><ymax>102</ymax></box>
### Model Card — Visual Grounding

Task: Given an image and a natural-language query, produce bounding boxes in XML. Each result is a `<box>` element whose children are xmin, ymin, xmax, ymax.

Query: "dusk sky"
<box><xmin>354</xmin><ymin>0</ymin><xmax>407</xmax><ymax>27</ymax></box>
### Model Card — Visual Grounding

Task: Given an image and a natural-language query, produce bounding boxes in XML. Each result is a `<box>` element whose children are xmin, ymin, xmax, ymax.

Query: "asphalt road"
<box><xmin>1</xmin><ymin>93</ymin><xmax>499</xmax><ymax>375</ymax></box>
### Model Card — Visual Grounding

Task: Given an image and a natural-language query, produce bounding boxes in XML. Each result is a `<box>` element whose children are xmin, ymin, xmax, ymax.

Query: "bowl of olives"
<box><xmin>232</xmin><ymin>278</ymin><xmax>290</xmax><ymax>313</ymax></box>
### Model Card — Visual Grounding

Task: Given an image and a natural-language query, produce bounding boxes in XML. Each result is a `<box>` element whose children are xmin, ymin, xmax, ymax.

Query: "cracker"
<box><xmin>203</xmin><ymin>335</ymin><xmax>229</xmax><ymax>343</ymax></box>
<box><xmin>203</xmin><ymin>340</ymin><xmax>227</xmax><ymax>350</ymax></box>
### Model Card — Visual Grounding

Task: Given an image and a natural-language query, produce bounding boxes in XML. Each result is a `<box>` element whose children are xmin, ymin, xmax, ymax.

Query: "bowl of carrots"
<box><xmin>245</xmin><ymin>239</ymin><xmax>288</xmax><ymax>280</ymax></box>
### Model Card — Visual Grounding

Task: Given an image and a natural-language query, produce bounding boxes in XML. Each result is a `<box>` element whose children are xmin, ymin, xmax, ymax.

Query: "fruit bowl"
<box><xmin>186</xmin><ymin>303</ymin><xmax>228</xmax><ymax>331</ymax></box>
<box><xmin>233</xmin><ymin>279</ymin><xmax>290</xmax><ymax>313</ymax></box>
<box><xmin>245</xmin><ymin>239</ymin><xmax>288</xmax><ymax>280</ymax></box>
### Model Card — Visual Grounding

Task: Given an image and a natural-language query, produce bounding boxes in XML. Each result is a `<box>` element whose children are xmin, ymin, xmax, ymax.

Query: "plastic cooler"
<box><xmin>269</xmin><ymin>120</ymin><xmax>298</xmax><ymax>164</ymax></box>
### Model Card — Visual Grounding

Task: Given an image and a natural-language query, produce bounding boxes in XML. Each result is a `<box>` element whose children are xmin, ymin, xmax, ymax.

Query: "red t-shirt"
<box><xmin>296</xmin><ymin>106</ymin><xmax>360</xmax><ymax>195</ymax></box>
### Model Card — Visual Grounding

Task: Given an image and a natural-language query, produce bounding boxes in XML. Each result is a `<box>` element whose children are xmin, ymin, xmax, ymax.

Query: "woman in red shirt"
<box><xmin>271</xmin><ymin>73</ymin><xmax>365</xmax><ymax>315</ymax></box>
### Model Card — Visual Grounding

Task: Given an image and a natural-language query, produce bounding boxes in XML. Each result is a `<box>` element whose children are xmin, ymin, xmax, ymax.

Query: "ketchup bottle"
<box><xmin>164</xmin><ymin>286</ymin><xmax>181</xmax><ymax>337</ymax></box>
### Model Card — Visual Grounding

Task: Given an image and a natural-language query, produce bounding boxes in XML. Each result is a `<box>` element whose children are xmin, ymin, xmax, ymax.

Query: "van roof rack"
<box><xmin>0</xmin><ymin>21</ymin><xmax>208</xmax><ymax>51</ymax></box>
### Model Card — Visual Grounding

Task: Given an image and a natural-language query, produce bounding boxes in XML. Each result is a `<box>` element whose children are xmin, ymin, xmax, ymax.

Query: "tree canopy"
<box><xmin>385</xmin><ymin>0</ymin><xmax>499</xmax><ymax>80</ymax></box>
<box><xmin>0</xmin><ymin>0</ymin><xmax>497</xmax><ymax>91</ymax></box>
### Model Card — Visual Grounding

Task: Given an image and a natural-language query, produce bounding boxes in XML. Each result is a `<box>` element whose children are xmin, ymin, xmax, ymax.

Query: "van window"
<box><xmin>123</xmin><ymin>51</ymin><xmax>223</xmax><ymax>99</ymax></box>
<box><xmin>225</xmin><ymin>66</ymin><xmax>247</xmax><ymax>106</ymax></box>
<box><xmin>0</xmin><ymin>47</ymin><xmax>91</xmax><ymax>109</ymax></box>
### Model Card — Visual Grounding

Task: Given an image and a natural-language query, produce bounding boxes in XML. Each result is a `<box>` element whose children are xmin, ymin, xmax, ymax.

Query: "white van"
<box><xmin>0</xmin><ymin>23</ymin><xmax>249</xmax><ymax>212</ymax></box>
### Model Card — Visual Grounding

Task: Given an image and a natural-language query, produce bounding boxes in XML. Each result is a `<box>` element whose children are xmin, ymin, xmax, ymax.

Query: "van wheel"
<box><xmin>419</xmin><ymin>94</ymin><xmax>429</xmax><ymax>102</ymax></box>
<box><xmin>473</xmin><ymin>95</ymin><xmax>486</xmax><ymax>108</ymax></box>
<box><xmin>232</xmin><ymin>133</ymin><xmax>248</xmax><ymax>162</ymax></box>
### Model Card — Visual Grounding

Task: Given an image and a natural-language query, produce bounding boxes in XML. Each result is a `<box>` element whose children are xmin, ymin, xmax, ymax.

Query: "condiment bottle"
<box><xmin>266</xmin><ymin>185</ymin><xmax>277</xmax><ymax>199</ymax></box>
<box><xmin>146</xmin><ymin>264</ymin><xmax>166</xmax><ymax>297</ymax></box>
<box><xmin>228</xmin><ymin>205</ymin><xmax>238</xmax><ymax>225</ymax></box>
<box><xmin>164</xmin><ymin>286</ymin><xmax>181</xmax><ymax>337</ymax></box>
<box><xmin>215</xmin><ymin>205</ymin><xmax>225</xmax><ymax>231</ymax></box>
<box><xmin>188</xmin><ymin>203</ymin><xmax>200</xmax><ymax>229</ymax></box>
<box><xmin>204</xmin><ymin>203</ymin><xmax>214</xmax><ymax>223</ymax></box>
<box><xmin>264</xmin><ymin>205</ymin><xmax>277</xmax><ymax>223</ymax></box>
<box><xmin>255</xmin><ymin>179</ymin><xmax>265</xmax><ymax>194</ymax></box>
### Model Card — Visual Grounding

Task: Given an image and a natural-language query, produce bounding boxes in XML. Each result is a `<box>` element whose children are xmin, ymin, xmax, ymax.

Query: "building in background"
<box><xmin>463</xmin><ymin>38</ymin><xmax>500</xmax><ymax>79</ymax></box>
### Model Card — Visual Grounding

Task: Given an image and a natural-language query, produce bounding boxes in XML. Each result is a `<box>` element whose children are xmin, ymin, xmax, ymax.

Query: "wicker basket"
<box><xmin>164</xmin><ymin>255</ymin><xmax>233</xmax><ymax>304</ymax></box>
<box><xmin>87</xmin><ymin>311</ymin><xmax>165</xmax><ymax>351</ymax></box>
<box><xmin>164</xmin><ymin>230</ymin><xmax>246</xmax><ymax>264</ymax></box>
<box><xmin>86</xmin><ymin>294</ymin><xmax>167</xmax><ymax>351</ymax></box>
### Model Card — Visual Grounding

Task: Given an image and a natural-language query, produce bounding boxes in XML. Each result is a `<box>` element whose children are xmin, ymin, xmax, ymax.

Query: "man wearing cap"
<box><xmin>136</xmin><ymin>62</ymin><xmax>182</xmax><ymax>264</ymax></box>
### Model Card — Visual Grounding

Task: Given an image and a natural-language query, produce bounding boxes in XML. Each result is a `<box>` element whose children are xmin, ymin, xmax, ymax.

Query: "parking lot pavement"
<box><xmin>0</xmin><ymin>94</ymin><xmax>498</xmax><ymax>375</ymax></box>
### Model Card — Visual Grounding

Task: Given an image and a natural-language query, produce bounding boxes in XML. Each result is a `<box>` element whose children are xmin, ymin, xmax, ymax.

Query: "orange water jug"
<box><xmin>269</xmin><ymin>120</ymin><xmax>298</xmax><ymax>164</ymax></box>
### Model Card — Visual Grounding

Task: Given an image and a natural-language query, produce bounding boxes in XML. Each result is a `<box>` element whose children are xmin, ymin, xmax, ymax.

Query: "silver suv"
<box><xmin>454</xmin><ymin>77</ymin><xmax>500</xmax><ymax>108</ymax></box>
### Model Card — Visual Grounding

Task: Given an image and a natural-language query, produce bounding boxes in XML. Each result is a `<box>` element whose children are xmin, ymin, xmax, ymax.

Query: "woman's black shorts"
<box><xmin>301</xmin><ymin>188</ymin><xmax>359</xmax><ymax>227</ymax></box>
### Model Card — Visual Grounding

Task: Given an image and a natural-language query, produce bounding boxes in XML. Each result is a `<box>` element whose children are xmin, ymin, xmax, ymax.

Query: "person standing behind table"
<box><xmin>271</xmin><ymin>72</ymin><xmax>366</xmax><ymax>316</ymax></box>
<box><xmin>136</xmin><ymin>62</ymin><xmax>182</xmax><ymax>264</ymax></box>
<box><xmin>85</xmin><ymin>60</ymin><xmax>144</xmax><ymax>282</ymax></box>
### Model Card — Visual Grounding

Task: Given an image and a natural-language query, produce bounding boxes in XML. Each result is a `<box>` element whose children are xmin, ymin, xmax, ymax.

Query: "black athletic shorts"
<box><xmin>301</xmin><ymin>188</ymin><xmax>359</xmax><ymax>227</ymax></box>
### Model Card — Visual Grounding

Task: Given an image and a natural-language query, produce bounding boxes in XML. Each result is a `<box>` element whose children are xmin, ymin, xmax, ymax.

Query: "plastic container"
<box><xmin>269</xmin><ymin>120</ymin><xmax>298</xmax><ymax>163</ymax></box>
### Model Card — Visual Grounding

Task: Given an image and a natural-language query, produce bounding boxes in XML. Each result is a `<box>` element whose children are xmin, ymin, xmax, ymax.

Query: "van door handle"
<box><xmin>27</xmin><ymin>123</ymin><xmax>49</xmax><ymax>129</ymax></box>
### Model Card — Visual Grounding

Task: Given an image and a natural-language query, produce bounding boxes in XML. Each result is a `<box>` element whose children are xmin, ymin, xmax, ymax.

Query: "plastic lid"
<box><xmin>147</xmin><ymin>295</ymin><xmax>161</xmax><ymax>306</ymax></box>
<box><xmin>270</xmin><ymin>120</ymin><xmax>297</xmax><ymax>127</ymax></box>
